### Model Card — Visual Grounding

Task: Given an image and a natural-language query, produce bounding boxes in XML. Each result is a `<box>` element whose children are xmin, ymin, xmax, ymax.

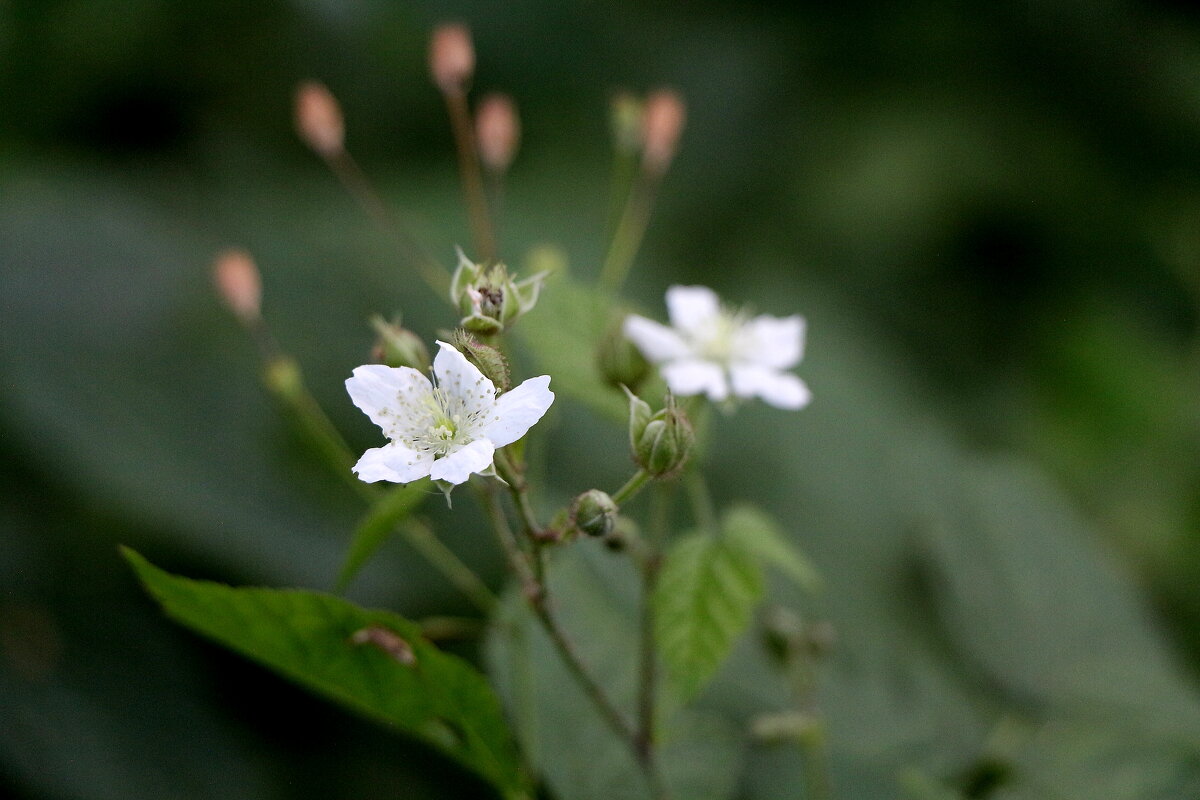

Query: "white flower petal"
<box><xmin>430</xmin><ymin>439</ymin><xmax>496</xmax><ymax>484</ymax></box>
<box><xmin>433</xmin><ymin>340</ymin><xmax>496</xmax><ymax>416</ymax></box>
<box><xmin>666</xmin><ymin>285</ymin><xmax>721</xmax><ymax>335</ymax></box>
<box><xmin>623</xmin><ymin>315</ymin><xmax>690</xmax><ymax>363</ymax></box>
<box><xmin>345</xmin><ymin>365</ymin><xmax>434</xmax><ymax>437</ymax></box>
<box><xmin>736</xmin><ymin>314</ymin><xmax>805</xmax><ymax>369</ymax></box>
<box><xmin>730</xmin><ymin>364</ymin><xmax>811</xmax><ymax>410</ymax></box>
<box><xmin>483</xmin><ymin>375</ymin><xmax>555</xmax><ymax>448</ymax></box>
<box><xmin>352</xmin><ymin>443</ymin><xmax>434</xmax><ymax>483</ymax></box>
<box><xmin>662</xmin><ymin>358</ymin><xmax>729</xmax><ymax>401</ymax></box>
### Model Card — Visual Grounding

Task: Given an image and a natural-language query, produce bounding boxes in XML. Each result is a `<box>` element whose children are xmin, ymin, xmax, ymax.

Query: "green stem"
<box><xmin>684</xmin><ymin>470</ymin><xmax>718</xmax><ymax>534</ymax></box>
<box><xmin>612</xmin><ymin>469</ymin><xmax>652</xmax><ymax>506</ymax></box>
<box><xmin>494</xmin><ymin>449</ymin><xmax>543</xmax><ymax>540</ymax></box>
<box><xmin>401</xmin><ymin>519</ymin><xmax>497</xmax><ymax>613</ymax></box>
<box><xmin>481</xmin><ymin>462</ymin><xmax>670</xmax><ymax>798</ymax></box>
<box><xmin>324</xmin><ymin>149</ymin><xmax>449</xmax><ymax>298</ymax></box>
<box><xmin>598</xmin><ymin>171</ymin><xmax>660</xmax><ymax>294</ymax></box>
<box><xmin>798</xmin><ymin>721</ymin><xmax>832</xmax><ymax>800</ymax></box>
<box><xmin>443</xmin><ymin>88</ymin><xmax>497</xmax><ymax>262</ymax></box>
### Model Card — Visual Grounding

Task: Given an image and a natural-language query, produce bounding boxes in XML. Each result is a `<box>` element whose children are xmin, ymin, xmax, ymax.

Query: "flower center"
<box><xmin>694</xmin><ymin>309</ymin><xmax>745</xmax><ymax>364</ymax></box>
<box><xmin>398</xmin><ymin>383</ymin><xmax>488</xmax><ymax>458</ymax></box>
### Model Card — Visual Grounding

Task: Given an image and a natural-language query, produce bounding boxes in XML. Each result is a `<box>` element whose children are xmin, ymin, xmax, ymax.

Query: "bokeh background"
<box><xmin>3</xmin><ymin>1</ymin><xmax>1200</xmax><ymax>798</ymax></box>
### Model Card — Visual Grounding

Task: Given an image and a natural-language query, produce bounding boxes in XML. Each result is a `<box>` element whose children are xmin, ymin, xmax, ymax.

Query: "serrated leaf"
<box><xmin>721</xmin><ymin>504</ymin><xmax>822</xmax><ymax>594</ymax></box>
<box><xmin>335</xmin><ymin>480</ymin><xmax>429</xmax><ymax>592</ymax></box>
<box><xmin>654</xmin><ymin>531</ymin><xmax>765</xmax><ymax>701</ymax></box>
<box><xmin>123</xmin><ymin>549</ymin><xmax>531</xmax><ymax>800</ymax></box>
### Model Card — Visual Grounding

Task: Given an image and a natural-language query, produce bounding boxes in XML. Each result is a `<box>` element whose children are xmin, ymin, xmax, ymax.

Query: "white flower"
<box><xmin>623</xmin><ymin>285</ymin><xmax>811</xmax><ymax>410</ymax></box>
<box><xmin>345</xmin><ymin>341</ymin><xmax>554</xmax><ymax>485</ymax></box>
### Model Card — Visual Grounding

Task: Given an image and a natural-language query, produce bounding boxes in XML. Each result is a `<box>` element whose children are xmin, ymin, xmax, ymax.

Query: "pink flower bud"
<box><xmin>475</xmin><ymin>93</ymin><xmax>520</xmax><ymax>172</ymax></box>
<box><xmin>294</xmin><ymin>81</ymin><xmax>344</xmax><ymax>157</ymax></box>
<box><xmin>213</xmin><ymin>249</ymin><xmax>262</xmax><ymax>324</ymax></box>
<box><xmin>641</xmin><ymin>89</ymin><xmax>686</xmax><ymax>176</ymax></box>
<box><xmin>429</xmin><ymin>24</ymin><xmax>475</xmax><ymax>94</ymax></box>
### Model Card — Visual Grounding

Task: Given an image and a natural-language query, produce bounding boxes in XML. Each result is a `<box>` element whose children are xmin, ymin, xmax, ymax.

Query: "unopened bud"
<box><xmin>476</xmin><ymin>93</ymin><xmax>520</xmax><ymax>173</ymax></box>
<box><xmin>571</xmin><ymin>489</ymin><xmax>618</xmax><ymax>538</ymax></box>
<box><xmin>610</xmin><ymin>91</ymin><xmax>644</xmax><ymax>155</ymax></box>
<box><xmin>450</xmin><ymin>329</ymin><xmax>511</xmax><ymax>391</ymax></box>
<box><xmin>429</xmin><ymin>23</ymin><xmax>475</xmax><ymax>94</ymax></box>
<box><xmin>629</xmin><ymin>394</ymin><xmax>693</xmax><ymax>478</ymax></box>
<box><xmin>213</xmin><ymin>248</ymin><xmax>261</xmax><ymax>324</ymax></box>
<box><xmin>598</xmin><ymin>317</ymin><xmax>649</xmax><ymax>390</ymax></box>
<box><xmin>294</xmin><ymin>81</ymin><xmax>344</xmax><ymax>157</ymax></box>
<box><xmin>370</xmin><ymin>316</ymin><xmax>430</xmax><ymax>373</ymax></box>
<box><xmin>641</xmin><ymin>89</ymin><xmax>686</xmax><ymax>176</ymax></box>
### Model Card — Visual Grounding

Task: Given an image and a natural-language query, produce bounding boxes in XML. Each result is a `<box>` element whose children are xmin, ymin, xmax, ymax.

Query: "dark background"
<box><xmin>3</xmin><ymin>1</ymin><xmax>1200</xmax><ymax>798</ymax></box>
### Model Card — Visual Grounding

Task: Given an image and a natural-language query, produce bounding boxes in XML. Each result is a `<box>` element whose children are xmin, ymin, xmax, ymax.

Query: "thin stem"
<box><xmin>401</xmin><ymin>518</ymin><xmax>497</xmax><ymax>613</ymax></box>
<box><xmin>798</xmin><ymin>722</ymin><xmax>832</xmax><ymax>800</ymax></box>
<box><xmin>323</xmin><ymin>149</ymin><xmax>450</xmax><ymax>297</ymax></box>
<box><xmin>784</xmin><ymin>633</ymin><xmax>832</xmax><ymax>800</ymax></box>
<box><xmin>479</xmin><ymin>484</ymin><xmax>540</xmax><ymax>602</ymax></box>
<box><xmin>612</xmin><ymin>469</ymin><xmax>652</xmax><ymax>506</ymax></box>
<box><xmin>529</xmin><ymin>595</ymin><xmax>636</xmax><ymax>741</ymax></box>
<box><xmin>684</xmin><ymin>470</ymin><xmax>718</xmax><ymax>534</ymax></box>
<box><xmin>481</xmin><ymin>457</ymin><xmax>670</xmax><ymax>798</ymax></box>
<box><xmin>598</xmin><ymin>170</ymin><xmax>661</xmax><ymax>294</ymax></box>
<box><xmin>443</xmin><ymin>89</ymin><xmax>497</xmax><ymax>262</ymax></box>
<box><xmin>494</xmin><ymin>449</ymin><xmax>543</xmax><ymax>540</ymax></box>
<box><xmin>485</xmin><ymin>168</ymin><xmax>506</xmax><ymax>256</ymax></box>
<box><xmin>635</xmin><ymin>483</ymin><xmax>672</xmax><ymax>756</ymax></box>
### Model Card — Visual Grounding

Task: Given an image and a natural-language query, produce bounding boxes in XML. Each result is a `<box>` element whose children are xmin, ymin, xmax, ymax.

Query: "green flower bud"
<box><xmin>597</xmin><ymin>317</ymin><xmax>649</xmax><ymax>390</ymax></box>
<box><xmin>628</xmin><ymin>394</ymin><xmax>694</xmax><ymax>478</ymax></box>
<box><xmin>370</xmin><ymin>316</ymin><xmax>431</xmax><ymax>372</ymax></box>
<box><xmin>570</xmin><ymin>489</ymin><xmax>618</xmax><ymax>538</ymax></box>
<box><xmin>624</xmin><ymin>386</ymin><xmax>653</xmax><ymax>449</ymax></box>
<box><xmin>450</xmin><ymin>330</ymin><xmax>511</xmax><ymax>392</ymax></box>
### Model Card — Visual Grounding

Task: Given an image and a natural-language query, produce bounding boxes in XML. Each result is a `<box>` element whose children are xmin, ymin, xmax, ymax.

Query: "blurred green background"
<box><xmin>3</xmin><ymin>1</ymin><xmax>1200</xmax><ymax>798</ymax></box>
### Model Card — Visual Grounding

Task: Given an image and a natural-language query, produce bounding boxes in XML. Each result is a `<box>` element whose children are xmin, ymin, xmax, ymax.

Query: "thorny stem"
<box><xmin>322</xmin><ymin>149</ymin><xmax>450</xmax><ymax>298</ymax></box>
<box><xmin>598</xmin><ymin>169</ymin><xmax>661</xmax><ymax>294</ymax></box>
<box><xmin>443</xmin><ymin>89</ymin><xmax>497</xmax><ymax>262</ymax></box>
<box><xmin>635</xmin><ymin>484</ymin><xmax>671</xmax><ymax>772</ymax></box>
<box><xmin>486</xmin><ymin>450</ymin><xmax>670</xmax><ymax>799</ymax></box>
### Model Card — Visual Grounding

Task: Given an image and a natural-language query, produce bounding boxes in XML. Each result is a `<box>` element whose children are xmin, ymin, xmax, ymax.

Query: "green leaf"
<box><xmin>123</xmin><ymin>549</ymin><xmax>530</xmax><ymax>800</ymax></box>
<box><xmin>654</xmin><ymin>531</ymin><xmax>765</xmax><ymax>701</ymax></box>
<box><xmin>721</xmin><ymin>504</ymin><xmax>822</xmax><ymax>594</ymax></box>
<box><xmin>335</xmin><ymin>480</ymin><xmax>429</xmax><ymax>592</ymax></box>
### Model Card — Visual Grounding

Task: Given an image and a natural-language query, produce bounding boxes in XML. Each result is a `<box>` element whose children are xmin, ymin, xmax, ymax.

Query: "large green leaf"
<box><xmin>654</xmin><ymin>530</ymin><xmax>765</xmax><ymax>701</ymax></box>
<box><xmin>920</xmin><ymin>459</ymin><xmax>1200</xmax><ymax>742</ymax></box>
<box><xmin>123</xmin><ymin>549</ymin><xmax>531</xmax><ymax>800</ymax></box>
